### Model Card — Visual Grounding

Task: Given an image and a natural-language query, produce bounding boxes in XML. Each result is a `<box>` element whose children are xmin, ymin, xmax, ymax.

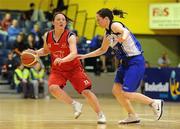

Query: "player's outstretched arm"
<box><xmin>78</xmin><ymin>36</ymin><xmax>109</xmax><ymax>59</ymax></box>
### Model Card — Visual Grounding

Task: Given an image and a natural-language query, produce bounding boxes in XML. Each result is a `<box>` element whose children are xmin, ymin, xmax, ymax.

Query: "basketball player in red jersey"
<box><xmin>33</xmin><ymin>12</ymin><xmax>106</xmax><ymax>124</ymax></box>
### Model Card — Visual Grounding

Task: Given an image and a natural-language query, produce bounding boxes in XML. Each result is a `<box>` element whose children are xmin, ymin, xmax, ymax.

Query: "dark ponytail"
<box><xmin>97</xmin><ymin>8</ymin><xmax>127</xmax><ymax>22</ymax></box>
<box><xmin>112</xmin><ymin>9</ymin><xmax>127</xmax><ymax>18</ymax></box>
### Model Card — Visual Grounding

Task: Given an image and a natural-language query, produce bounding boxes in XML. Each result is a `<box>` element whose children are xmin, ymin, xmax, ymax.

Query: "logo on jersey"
<box><xmin>61</xmin><ymin>43</ymin><xmax>67</xmax><ymax>48</ymax></box>
<box><xmin>52</xmin><ymin>51</ymin><xmax>65</xmax><ymax>58</ymax></box>
<box><xmin>83</xmin><ymin>80</ymin><xmax>90</xmax><ymax>86</ymax></box>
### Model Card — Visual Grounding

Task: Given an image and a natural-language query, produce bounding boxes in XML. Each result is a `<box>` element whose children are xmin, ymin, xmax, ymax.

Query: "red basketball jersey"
<box><xmin>46</xmin><ymin>29</ymin><xmax>82</xmax><ymax>71</ymax></box>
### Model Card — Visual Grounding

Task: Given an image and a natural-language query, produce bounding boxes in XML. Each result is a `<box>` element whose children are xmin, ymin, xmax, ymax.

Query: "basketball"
<box><xmin>21</xmin><ymin>50</ymin><xmax>38</xmax><ymax>67</ymax></box>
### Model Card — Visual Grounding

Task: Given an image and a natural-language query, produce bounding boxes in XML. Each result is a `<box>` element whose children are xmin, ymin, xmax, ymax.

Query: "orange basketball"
<box><xmin>21</xmin><ymin>50</ymin><xmax>38</xmax><ymax>67</ymax></box>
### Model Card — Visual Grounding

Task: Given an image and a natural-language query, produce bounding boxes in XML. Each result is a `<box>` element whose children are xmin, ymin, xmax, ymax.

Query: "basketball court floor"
<box><xmin>0</xmin><ymin>97</ymin><xmax>179</xmax><ymax>129</ymax></box>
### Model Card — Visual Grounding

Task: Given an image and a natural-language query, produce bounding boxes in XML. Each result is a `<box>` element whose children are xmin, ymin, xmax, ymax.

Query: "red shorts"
<box><xmin>48</xmin><ymin>67</ymin><xmax>92</xmax><ymax>93</ymax></box>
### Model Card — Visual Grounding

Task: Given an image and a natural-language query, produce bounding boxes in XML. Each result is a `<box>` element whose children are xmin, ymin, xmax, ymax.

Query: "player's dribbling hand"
<box><xmin>54</xmin><ymin>58</ymin><xmax>63</xmax><ymax>66</ymax></box>
<box><xmin>24</xmin><ymin>49</ymin><xmax>37</xmax><ymax>55</ymax></box>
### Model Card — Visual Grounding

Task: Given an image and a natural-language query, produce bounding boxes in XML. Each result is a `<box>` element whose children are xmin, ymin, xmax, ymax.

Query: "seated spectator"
<box><xmin>158</xmin><ymin>52</ymin><xmax>171</xmax><ymax>68</ymax></box>
<box><xmin>0</xmin><ymin>13</ymin><xmax>12</xmax><ymax>48</ymax></box>
<box><xmin>13</xmin><ymin>33</ymin><xmax>27</xmax><ymax>60</ymax></box>
<box><xmin>0</xmin><ymin>13</ymin><xmax>12</xmax><ymax>31</ymax></box>
<box><xmin>7</xmin><ymin>19</ymin><xmax>22</xmax><ymax>49</ymax></box>
<box><xmin>13</xmin><ymin>63</ymin><xmax>34</xmax><ymax>98</ymax></box>
<box><xmin>30</xmin><ymin>61</ymin><xmax>49</xmax><ymax>99</ymax></box>
<box><xmin>26</xmin><ymin>33</ymin><xmax>36</xmax><ymax>50</ymax></box>
<box><xmin>1</xmin><ymin>51</ymin><xmax>17</xmax><ymax>89</ymax></box>
<box><xmin>18</xmin><ymin>11</ymin><xmax>33</xmax><ymax>34</ymax></box>
<box><xmin>73</xmin><ymin>30</ymin><xmax>88</xmax><ymax>54</ymax></box>
<box><xmin>31</xmin><ymin>24</ymin><xmax>43</xmax><ymax>49</ymax></box>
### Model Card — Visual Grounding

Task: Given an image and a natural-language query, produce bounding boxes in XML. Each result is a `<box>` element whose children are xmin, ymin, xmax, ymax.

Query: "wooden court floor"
<box><xmin>0</xmin><ymin>97</ymin><xmax>180</xmax><ymax>129</ymax></box>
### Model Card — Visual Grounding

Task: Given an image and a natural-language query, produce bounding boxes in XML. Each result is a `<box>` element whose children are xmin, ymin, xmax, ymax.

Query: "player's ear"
<box><xmin>104</xmin><ymin>17</ymin><xmax>109</xmax><ymax>21</ymax></box>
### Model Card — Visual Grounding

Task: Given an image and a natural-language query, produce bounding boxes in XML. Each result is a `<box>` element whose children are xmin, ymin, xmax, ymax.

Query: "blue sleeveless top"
<box><xmin>105</xmin><ymin>21</ymin><xmax>143</xmax><ymax>60</ymax></box>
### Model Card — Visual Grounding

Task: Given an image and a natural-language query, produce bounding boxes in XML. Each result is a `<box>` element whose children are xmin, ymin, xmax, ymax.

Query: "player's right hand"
<box><xmin>24</xmin><ymin>49</ymin><xmax>37</xmax><ymax>55</ymax></box>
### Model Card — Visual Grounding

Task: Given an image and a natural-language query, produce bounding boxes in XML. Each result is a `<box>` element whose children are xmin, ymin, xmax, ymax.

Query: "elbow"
<box><xmin>100</xmin><ymin>47</ymin><xmax>108</xmax><ymax>54</ymax></box>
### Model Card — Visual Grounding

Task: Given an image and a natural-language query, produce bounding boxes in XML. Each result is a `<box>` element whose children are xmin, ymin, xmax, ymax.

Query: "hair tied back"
<box><xmin>112</xmin><ymin>9</ymin><xmax>128</xmax><ymax>18</ymax></box>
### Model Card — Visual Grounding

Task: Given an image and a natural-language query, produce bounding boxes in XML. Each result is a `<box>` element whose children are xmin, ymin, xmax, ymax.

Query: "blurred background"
<box><xmin>0</xmin><ymin>0</ymin><xmax>180</xmax><ymax>101</ymax></box>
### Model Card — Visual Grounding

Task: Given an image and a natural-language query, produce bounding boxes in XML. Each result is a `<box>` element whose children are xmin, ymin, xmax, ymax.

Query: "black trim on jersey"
<box><xmin>46</xmin><ymin>31</ymin><xmax>49</xmax><ymax>43</ymax></box>
<box><xmin>68</xmin><ymin>31</ymin><xmax>75</xmax><ymax>38</ymax></box>
<box><xmin>105</xmin><ymin>21</ymin><xmax>127</xmax><ymax>36</ymax></box>
<box><xmin>66</xmin><ymin>31</ymin><xmax>75</xmax><ymax>45</ymax></box>
<box><xmin>52</xmin><ymin>30</ymin><xmax>65</xmax><ymax>43</ymax></box>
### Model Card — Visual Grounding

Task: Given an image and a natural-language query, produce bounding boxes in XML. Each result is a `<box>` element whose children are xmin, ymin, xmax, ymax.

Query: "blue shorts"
<box><xmin>114</xmin><ymin>55</ymin><xmax>145</xmax><ymax>92</ymax></box>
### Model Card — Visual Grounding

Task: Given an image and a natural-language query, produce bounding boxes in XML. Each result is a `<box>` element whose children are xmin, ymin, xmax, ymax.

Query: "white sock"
<box><xmin>98</xmin><ymin>111</ymin><xmax>104</xmax><ymax>116</ymax></box>
<box><xmin>72</xmin><ymin>100</ymin><xmax>77</xmax><ymax>105</ymax></box>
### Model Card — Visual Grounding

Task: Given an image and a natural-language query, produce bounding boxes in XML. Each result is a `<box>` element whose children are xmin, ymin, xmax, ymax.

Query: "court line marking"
<box><xmin>0</xmin><ymin>119</ymin><xmax>180</xmax><ymax>124</ymax></box>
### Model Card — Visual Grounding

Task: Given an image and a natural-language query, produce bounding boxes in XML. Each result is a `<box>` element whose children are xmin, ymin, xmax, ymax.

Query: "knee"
<box><xmin>49</xmin><ymin>85</ymin><xmax>59</xmax><ymax>93</ymax></box>
<box><xmin>112</xmin><ymin>85</ymin><xmax>123</xmax><ymax>96</ymax></box>
<box><xmin>81</xmin><ymin>89</ymin><xmax>91</xmax><ymax>97</ymax></box>
<box><xmin>123</xmin><ymin>92</ymin><xmax>134</xmax><ymax>100</ymax></box>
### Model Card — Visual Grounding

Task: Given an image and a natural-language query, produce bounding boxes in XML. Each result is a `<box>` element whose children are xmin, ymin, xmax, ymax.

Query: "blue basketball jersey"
<box><xmin>105</xmin><ymin>21</ymin><xmax>143</xmax><ymax>60</ymax></box>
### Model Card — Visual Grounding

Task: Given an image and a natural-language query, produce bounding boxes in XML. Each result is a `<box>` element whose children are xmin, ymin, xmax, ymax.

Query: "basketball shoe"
<box><xmin>151</xmin><ymin>99</ymin><xmax>164</xmax><ymax>120</ymax></box>
<box><xmin>97</xmin><ymin>112</ymin><xmax>106</xmax><ymax>124</ymax></box>
<box><xmin>72</xmin><ymin>101</ymin><xmax>83</xmax><ymax>119</ymax></box>
<box><xmin>118</xmin><ymin>114</ymin><xmax>140</xmax><ymax>124</ymax></box>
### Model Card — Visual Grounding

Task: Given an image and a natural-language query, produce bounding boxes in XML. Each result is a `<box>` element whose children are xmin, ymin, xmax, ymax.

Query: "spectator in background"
<box><xmin>45</xmin><ymin>4</ymin><xmax>54</xmax><ymax>21</ymax></box>
<box><xmin>158</xmin><ymin>52</ymin><xmax>171</xmax><ymax>68</ymax></box>
<box><xmin>13</xmin><ymin>33</ymin><xmax>27</xmax><ymax>60</ymax></box>
<box><xmin>44</xmin><ymin>4</ymin><xmax>54</xmax><ymax>30</ymax></box>
<box><xmin>1</xmin><ymin>51</ymin><xmax>17</xmax><ymax>89</ymax></box>
<box><xmin>18</xmin><ymin>11</ymin><xmax>33</xmax><ymax>34</ymax></box>
<box><xmin>25</xmin><ymin>3</ymin><xmax>35</xmax><ymax>21</ymax></box>
<box><xmin>73</xmin><ymin>30</ymin><xmax>88</xmax><ymax>55</ymax></box>
<box><xmin>7</xmin><ymin>19</ymin><xmax>22</xmax><ymax>49</ymax></box>
<box><xmin>30</xmin><ymin>61</ymin><xmax>49</xmax><ymax>99</ymax></box>
<box><xmin>26</xmin><ymin>33</ymin><xmax>36</xmax><ymax>50</ymax></box>
<box><xmin>14</xmin><ymin>63</ymin><xmax>34</xmax><ymax>98</ymax></box>
<box><xmin>28</xmin><ymin>2</ymin><xmax>46</xmax><ymax>23</ymax></box>
<box><xmin>54</xmin><ymin>0</ymin><xmax>68</xmax><ymax>12</ymax></box>
<box><xmin>0</xmin><ymin>13</ymin><xmax>12</xmax><ymax>31</ymax></box>
<box><xmin>31</xmin><ymin>24</ymin><xmax>43</xmax><ymax>49</ymax></box>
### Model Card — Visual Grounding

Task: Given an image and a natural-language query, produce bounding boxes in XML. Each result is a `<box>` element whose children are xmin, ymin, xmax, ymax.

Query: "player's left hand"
<box><xmin>54</xmin><ymin>58</ymin><xmax>63</xmax><ymax>66</ymax></box>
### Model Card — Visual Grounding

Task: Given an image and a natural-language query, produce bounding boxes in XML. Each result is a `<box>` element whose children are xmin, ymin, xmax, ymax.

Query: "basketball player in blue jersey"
<box><xmin>78</xmin><ymin>8</ymin><xmax>164</xmax><ymax>124</ymax></box>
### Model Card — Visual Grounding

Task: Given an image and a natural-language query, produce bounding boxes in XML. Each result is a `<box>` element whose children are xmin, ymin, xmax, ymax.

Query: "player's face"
<box><xmin>96</xmin><ymin>14</ymin><xmax>107</xmax><ymax>28</ymax></box>
<box><xmin>53</xmin><ymin>14</ymin><xmax>67</xmax><ymax>30</ymax></box>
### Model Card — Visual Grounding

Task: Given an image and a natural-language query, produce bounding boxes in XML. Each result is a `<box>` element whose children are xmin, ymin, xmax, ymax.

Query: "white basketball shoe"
<box><xmin>72</xmin><ymin>101</ymin><xmax>83</xmax><ymax>119</ymax></box>
<box><xmin>97</xmin><ymin>112</ymin><xmax>106</xmax><ymax>124</ymax></box>
<box><xmin>118</xmin><ymin>114</ymin><xmax>140</xmax><ymax>124</ymax></box>
<box><xmin>151</xmin><ymin>99</ymin><xmax>164</xmax><ymax>120</ymax></box>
